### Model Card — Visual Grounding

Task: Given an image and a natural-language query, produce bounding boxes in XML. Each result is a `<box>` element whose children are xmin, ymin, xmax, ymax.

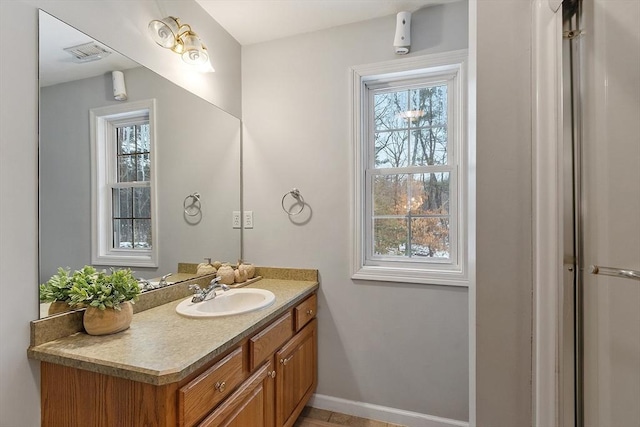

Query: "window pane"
<box><xmin>410</xmin><ymin>217</ymin><xmax>450</xmax><ymax>258</ymax></box>
<box><xmin>410</xmin><ymin>127</ymin><xmax>448</xmax><ymax>166</ymax></box>
<box><xmin>136</xmin><ymin>153</ymin><xmax>151</xmax><ymax>181</ymax></box>
<box><xmin>112</xmin><ymin>188</ymin><xmax>132</xmax><ymax>218</ymax></box>
<box><xmin>410</xmin><ymin>86</ymin><xmax>447</xmax><ymax>126</ymax></box>
<box><xmin>133</xmin><ymin>219</ymin><xmax>152</xmax><ymax>248</ymax></box>
<box><xmin>117</xmin><ymin>125</ymin><xmax>136</xmax><ymax>154</ymax></box>
<box><xmin>409</xmin><ymin>173</ymin><xmax>450</xmax><ymax>215</ymax></box>
<box><xmin>374</xmin><ymin>91</ymin><xmax>407</xmax><ymax>131</ymax></box>
<box><xmin>138</xmin><ymin>124</ymin><xmax>150</xmax><ymax>152</ymax></box>
<box><xmin>118</xmin><ymin>155</ymin><xmax>136</xmax><ymax>182</ymax></box>
<box><xmin>114</xmin><ymin>219</ymin><xmax>133</xmax><ymax>248</ymax></box>
<box><xmin>375</xmin><ymin>131</ymin><xmax>408</xmax><ymax>168</ymax></box>
<box><xmin>133</xmin><ymin>187</ymin><xmax>151</xmax><ymax>218</ymax></box>
<box><xmin>373</xmin><ymin>218</ymin><xmax>408</xmax><ymax>256</ymax></box>
<box><xmin>373</xmin><ymin>174</ymin><xmax>408</xmax><ymax>215</ymax></box>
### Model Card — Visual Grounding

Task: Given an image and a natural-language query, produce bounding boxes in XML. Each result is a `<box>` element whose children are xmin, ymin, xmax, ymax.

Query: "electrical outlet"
<box><xmin>244</xmin><ymin>211</ymin><xmax>254</xmax><ymax>229</ymax></box>
<box><xmin>232</xmin><ymin>211</ymin><xmax>241</xmax><ymax>229</ymax></box>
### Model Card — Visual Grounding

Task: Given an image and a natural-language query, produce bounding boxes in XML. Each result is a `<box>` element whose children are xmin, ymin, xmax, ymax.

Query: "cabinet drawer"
<box><xmin>294</xmin><ymin>294</ymin><xmax>317</xmax><ymax>332</ymax></box>
<box><xmin>198</xmin><ymin>361</ymin><xmax>274</xmax><ymax>427</ymax></box>
<box><xmin>178</xmin><ymin>347</ymin><xmax>244</xmax><ymax>427</ymax></box>
<box><xmin>250</xmin><ymin>312</ymin><xmax>292</xmax><ymax>371</ymax></box>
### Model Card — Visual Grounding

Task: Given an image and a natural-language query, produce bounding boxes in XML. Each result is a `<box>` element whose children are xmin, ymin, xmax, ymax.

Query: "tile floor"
<box><xmin>294</xmin><ymin>406</ymin><xmax>406</xmax><ymax>427</ymax></box>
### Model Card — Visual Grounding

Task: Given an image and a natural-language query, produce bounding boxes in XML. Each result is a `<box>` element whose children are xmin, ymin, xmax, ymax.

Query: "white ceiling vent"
<box><xmin>63</xmin><ymin>42</ymin><xmax>112</xmax><ymax>63</ymax></box>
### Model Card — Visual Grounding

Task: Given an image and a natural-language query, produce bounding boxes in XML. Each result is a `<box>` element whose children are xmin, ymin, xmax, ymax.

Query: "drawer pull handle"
<box><xmin>268</xmin><ymin>370</ymin><xmax>276</xmax><ymax>378</ymax></box>
<box><xmin>215</xmin><ymin>381</ymin><xmax>226</xmax><ymax>392</ymax></box>
<box><xmin>306</xmin><ymin>309</ymin><xmax>314</xmax><ymax>316</ymax></box>
<box><xmin>280</xmin><ymin>355</ymin><xmax>294</xmax><ymax>366</ymax></box>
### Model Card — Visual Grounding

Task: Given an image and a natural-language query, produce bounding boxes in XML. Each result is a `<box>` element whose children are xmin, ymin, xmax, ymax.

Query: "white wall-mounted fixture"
<box><xmin>111</xmin><ymin>71</ymin><xmax>127</xmax><ymax>101</ymax></box>
<box><xmin>148</xmin><ymin>16</ymin><xmax>213</xmax><ymax>69</ymax></box>
<box><xmin>394</xmin><ymin>11</ymin><xmax>412</xmax><ymax>55</ymax></box>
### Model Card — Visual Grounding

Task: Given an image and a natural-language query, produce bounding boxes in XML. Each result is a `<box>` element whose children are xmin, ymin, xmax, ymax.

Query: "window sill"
<box><xmin>352</xmin><ymin>265</ymin><xmax>469</xmax><ymax>287</ymax></box>
<box><xmin>92</xmin><ymin>252</ymin><xmax>158</xmax><ymax>268</ymax></box>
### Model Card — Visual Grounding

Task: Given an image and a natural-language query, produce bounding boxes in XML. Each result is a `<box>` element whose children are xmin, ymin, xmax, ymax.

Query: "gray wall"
<box><xmin>242</xmin><ymin>2</ymin><xmax>470</xmax><ymax>421</ymax></box>
<box><xmin>0</xmin><ymin>1</ymin><xmax>241</xmax><ymax>425</ymax></box>
<box><xmin>475</xmin><ymin>0</ymin><xmax>533</xmax><ymax>425</ymax></box>
<box><xmin>39</xmin><ymin>67</ymin><xmax>241</xmax><ymax>283</ymax></box>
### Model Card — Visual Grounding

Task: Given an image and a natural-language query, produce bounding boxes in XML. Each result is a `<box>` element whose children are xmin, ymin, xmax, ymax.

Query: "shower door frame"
<box><xmin>532</xmin><ymin>0</ymin><xmax>572</xmax><ymax>425</ymax></box>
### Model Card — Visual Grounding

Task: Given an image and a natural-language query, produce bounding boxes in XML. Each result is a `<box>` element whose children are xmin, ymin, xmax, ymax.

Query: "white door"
<box><xmin>581</xmin><ymin>0</ymin><xmax>640</xmax><ymax>425</ymax></box>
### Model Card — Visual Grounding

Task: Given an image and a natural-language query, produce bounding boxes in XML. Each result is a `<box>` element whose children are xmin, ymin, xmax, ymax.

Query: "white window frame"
<box><xmin>90</xmin><ymin>99</ymin><xmax>158</xmax><ymax>267</ymax></box>
<box><xmin>351</xmin><ymin>50</ymin><xmax>469</xmax><ymax>286</ymax></box>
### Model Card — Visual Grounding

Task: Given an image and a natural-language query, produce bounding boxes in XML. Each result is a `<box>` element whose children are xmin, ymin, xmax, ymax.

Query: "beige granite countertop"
<box><xmin>28</xmin><ymin>278</ymin><xmax>318</xmax><ymax>386</ymax></box>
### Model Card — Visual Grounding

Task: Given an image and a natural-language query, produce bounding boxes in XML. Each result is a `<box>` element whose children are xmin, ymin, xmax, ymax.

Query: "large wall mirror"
<box><xmin>38</xmin><ymin>11</ymin><xmax>241</xmax><ymax>317</ymax></box>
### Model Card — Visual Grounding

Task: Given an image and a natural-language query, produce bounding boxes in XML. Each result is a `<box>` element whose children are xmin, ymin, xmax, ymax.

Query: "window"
<box><xmin>351</xmin><ymin>51</ymin><xmax>469</xmax><ymax>286</ymax></box>
<box><xmin>90</xmin><ymin>100</ymin><xmax>158</xmax><ymax>267</ymax></box>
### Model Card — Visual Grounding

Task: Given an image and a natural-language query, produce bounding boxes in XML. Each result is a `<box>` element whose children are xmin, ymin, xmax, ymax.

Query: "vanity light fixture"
<box><xmin>148</xmin><ymin>16</ymin><xmax>213</xmax><ymax>68</ymax></box>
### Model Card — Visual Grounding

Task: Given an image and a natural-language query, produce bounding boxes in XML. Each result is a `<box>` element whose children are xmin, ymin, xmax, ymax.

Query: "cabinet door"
<box><xmin>275</xmin><ymin>319</ymin><xmax>317</xmax><ymax>427</ymax></box>
<box><xmin>199</xmin><ymin>361</ymin><xmax>275</xmax><ymax>427</ymax></box>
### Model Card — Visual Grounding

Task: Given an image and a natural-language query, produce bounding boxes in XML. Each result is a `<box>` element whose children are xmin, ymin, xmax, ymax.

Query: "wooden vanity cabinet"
<box><xmin>178</xmin><ymin>347</ymin><xmax>245</xmax><ymax>426</ymax></box>
<box><xmin>198</xmin><ymin>360</ymin><xmax>276</xmax><ymax>427</ymax></box>
<box><xmin>40</xmin><ymin>292</ymin><xmax>317</xmax><ymax>427</ymax></box>
<box><xmin>275</xmin><ymin>318</ymin><xmax>317</xmax><ymax>427</ymax></box>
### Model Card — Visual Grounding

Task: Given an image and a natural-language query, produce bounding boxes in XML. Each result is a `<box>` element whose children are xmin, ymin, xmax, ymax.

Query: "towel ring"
<box><xmin>281</xmin><ymin>188</ymin><xmax>305</xmax><ymax>216</ymax></box>
<box><xmin>184</xmin><ymin>192</ymin><xmax>201</xmax><ymax>217</ymax></box>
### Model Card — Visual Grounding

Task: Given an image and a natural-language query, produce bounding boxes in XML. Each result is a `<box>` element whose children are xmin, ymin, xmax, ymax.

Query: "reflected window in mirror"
<box><xmin>90</xmin><ymin>99</ymin><xmax>158</xmax><ymax>267</ymax></box>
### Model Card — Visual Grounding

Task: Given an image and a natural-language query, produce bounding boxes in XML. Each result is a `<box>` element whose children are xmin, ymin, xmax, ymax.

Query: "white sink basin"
<box><xmin>175</xmin><ymin>288</ymin><xmax>276</xmax><ymax>318</ymax></box>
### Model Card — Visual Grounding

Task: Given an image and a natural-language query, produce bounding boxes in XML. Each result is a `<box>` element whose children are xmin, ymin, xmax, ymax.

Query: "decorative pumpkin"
<box><xmin>237</xmin><ymin>262</ymin><xmax>256</xmax><ymax>279</ymax></box>
<box><xmin>196</xmin><ymin>262</ymin><xmax>217</xmax><ymax>275</ymax></box>
<box><xmin>216</xmin><ymin>264</ymin><xmax>235</xmax><ymax>285</ymax></box>
<box><xmin>212</xmin><ymin>261</ymin><xmax>223</xmax><ymax>269</ymax></box>
<box><xmin>234</xmin><ymin>269</ymin><xmax>248</xmax><ymax>283</ymax></box>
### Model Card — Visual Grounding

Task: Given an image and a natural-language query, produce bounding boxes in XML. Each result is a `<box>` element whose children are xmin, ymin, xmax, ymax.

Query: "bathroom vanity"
<box><xmin>28</xmin><ymin>268</ymin><xmax>318</xmax><ymax>427</ymax></box>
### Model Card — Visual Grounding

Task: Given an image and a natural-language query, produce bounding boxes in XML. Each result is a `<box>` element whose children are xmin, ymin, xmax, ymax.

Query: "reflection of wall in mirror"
<box><xmin>39</xmin><ymin>66</ymin><xmax>240</xmax><ymax>283</ymax></box>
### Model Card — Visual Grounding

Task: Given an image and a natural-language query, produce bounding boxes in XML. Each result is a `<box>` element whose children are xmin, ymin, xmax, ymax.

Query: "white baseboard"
<box><xmin>308</xmin><ymin>394</ymin><xmax>469</xmax><ymax>427</ymax></box>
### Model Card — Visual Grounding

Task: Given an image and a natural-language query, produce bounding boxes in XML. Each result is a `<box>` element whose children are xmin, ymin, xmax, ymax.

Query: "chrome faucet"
<box><xmin>138</xmin><ymin>278</ymin><xmax>153</xmax><ymax>291</ymax></box>
<box><xmin>190</xmin><ymin>277</ymin><xmax>230</xmax><ymax>303</ymax></box>
<box><xmin>159</xmin><ymin>273</ymin><xmax>173</xmax><ymax>287</ymax></box>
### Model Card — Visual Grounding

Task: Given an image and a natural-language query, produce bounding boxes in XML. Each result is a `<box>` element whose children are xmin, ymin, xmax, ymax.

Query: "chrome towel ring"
<box><xmin>281</xmin><ymin>188</ymin><xmax>305</xmax><ymax>216</ymax></box>
<box><xmin>183</xmin><ymin>192</ymin><xmax>201</xmax><ymax>217</ymax></box>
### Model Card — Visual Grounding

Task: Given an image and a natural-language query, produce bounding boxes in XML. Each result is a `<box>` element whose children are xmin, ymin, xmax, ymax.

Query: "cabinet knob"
<box><xmin>280</xmin><ymin>354</ymin><xmax>294</xmax><ymax>366</ymax></box>
<box><xmin>215</xmin><ymin>381</ymin><xmax>226</xmax><ymax>392</ymax></box>
<box><xmin>306</xmin><ymin>309</ymin><xmax>314</xmax><ymax>316</ymax></box>
<box><xmin>268</xmin><ymin>370</ymin><xmax>276</xmax><ymax>378</ymax></box>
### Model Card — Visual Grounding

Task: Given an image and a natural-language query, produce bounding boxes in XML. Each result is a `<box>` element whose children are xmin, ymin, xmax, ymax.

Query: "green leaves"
<box><xmin>42</xmin><ymin>265</ymin><xmax>141</xmax><ymax>310</ymax></box>
<box><xmin>39</xmin><ymin>267</ymin><xmax>73</xmax><ymax>303</ymax></box>
<box><xmin>61</xmin><ymin>266</ymin><xmax>141</xmax><ymax>311</ymax></box>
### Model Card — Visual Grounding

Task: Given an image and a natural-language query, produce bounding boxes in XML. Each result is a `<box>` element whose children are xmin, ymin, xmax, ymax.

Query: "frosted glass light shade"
<box><xmin>181</xmin><ymin>33</ymin><xmax>209</xmax><ymax>65</ymax></box>
<box><xmin>148</xmin><ymin>17</ymin><xmax>180</xmax><ymax>49</ymax></box>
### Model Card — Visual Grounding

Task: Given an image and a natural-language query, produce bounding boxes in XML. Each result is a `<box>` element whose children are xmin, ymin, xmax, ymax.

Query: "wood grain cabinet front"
<box><xmin>198</xmin><ymin>360</ymin><xmax>276</xmax><ymax>427</ymax></box>
<box><xmin>275</xmin><ymin>319</ymin><xmax>317</xmax><ymax>427</ymax></box>
<box><xmin>178</xmin><ymin>347</ymin><xmax>245</xmax><ymax>427</ymax></box>
<box><xmin>250</xmin><ymin>312</ymin><xmax>293</xmax><ymax>371</ymax></box>
<box><xmin>39</xmin><ymin>291</ymin><xmax>317</xmax><ymax>427</ymax></box>
<box><xmin>293</xmin><ymin>293</ymin><xmax>317</xmax><ymax>332</ymax></box>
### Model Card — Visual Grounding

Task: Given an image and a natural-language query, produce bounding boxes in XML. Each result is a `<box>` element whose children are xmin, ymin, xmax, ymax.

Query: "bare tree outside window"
<box><xmin>112</xmin><ymin>122</ymin><xmax>152</xmax><ymax>250</ymax></box>
<box><xmin>371</xmin><ymin>84</ymin><xmax>450</xmax><ymax>259</ymax></box>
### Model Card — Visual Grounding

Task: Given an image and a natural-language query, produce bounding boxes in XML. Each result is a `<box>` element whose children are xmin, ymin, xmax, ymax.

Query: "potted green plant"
<box><xmin>39</xmin><ymin>267</ymin><xmax>76</xmax><ymax>315</ymax></box>
<box><xmin>68</xmin><ymin>267</ymin><xmax>141</xmax><ymax>336</ymax></box>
